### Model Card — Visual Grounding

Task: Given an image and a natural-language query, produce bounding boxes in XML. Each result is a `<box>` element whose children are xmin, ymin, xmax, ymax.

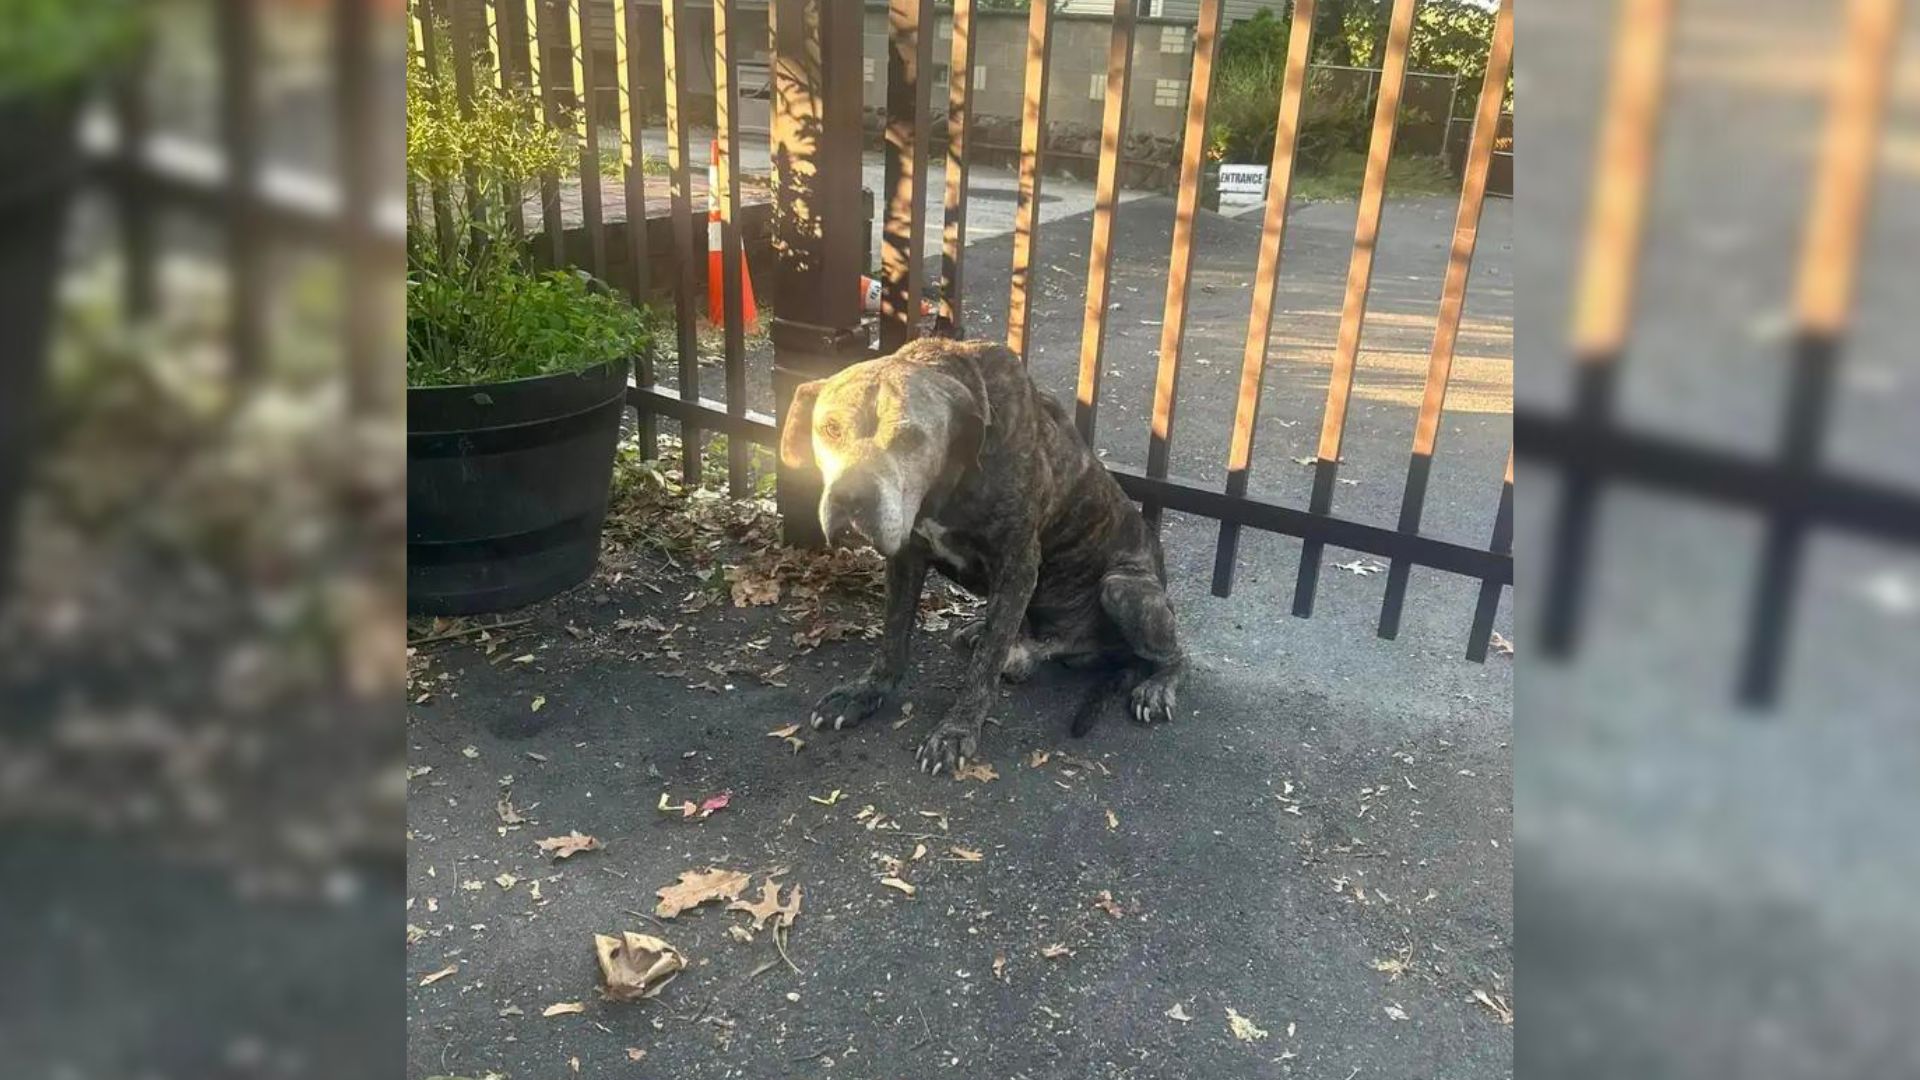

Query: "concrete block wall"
<box><xmin>861</xmin><ymin>6</ymin><xmax>1198</xmax><ymax>142</ymax></box>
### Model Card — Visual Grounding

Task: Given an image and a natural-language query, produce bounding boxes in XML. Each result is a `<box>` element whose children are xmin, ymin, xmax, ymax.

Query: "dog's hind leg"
<box><xmin>1100</xmin><ymin>570</ymin><xmax>1184</xmax><ymax>725</ymax></box>
<box><xmin>952</xmin><ymin>618</ymin><xmax>1061</xmax><ymax>683</ymax></box>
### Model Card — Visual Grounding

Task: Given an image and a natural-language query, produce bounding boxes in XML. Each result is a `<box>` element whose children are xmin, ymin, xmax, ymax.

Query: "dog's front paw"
<box><xmin>1130</xmin><ymin>676</ymin><xmax>1178</xmax><ymax>725</ymax></box>
<box><xmin>810</xmin><ymin>679</ymin><xmax>889</xmax><ymax>731</ymax></box>
<box><xmin>914</xmin><ymin>719</ymin><xmax>981</xmax><ymax>776</ymax></box>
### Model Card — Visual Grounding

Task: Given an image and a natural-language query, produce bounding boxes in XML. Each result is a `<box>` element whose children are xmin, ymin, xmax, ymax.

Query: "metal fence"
<box><xmin>435</xmin><ymin>0</ymin><xmax>1514</xmax><ymax>662</ymax></box>
<box><xmin>1516</xmin><ymin>0</ymin><xmax>1916</xmax><ymax>705</ymax></box>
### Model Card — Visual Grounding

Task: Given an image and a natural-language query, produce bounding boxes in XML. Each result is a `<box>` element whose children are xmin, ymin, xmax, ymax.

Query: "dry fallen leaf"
<box><xmin>948</xmin><ymin>846</ymin><xmax>984</xmax><ymax>862</ymax></box>
<box><xmin>494</xmin><ymin>872</ymin><xmax>518</xmax><ymax>890</ymax></box>
<box><xmin>1384</xmin><ymin>1003</ymin><xmax>1409</xmax><ymax>1021</ymax></box>
<box><xmin>419</xmin><ymin>964</ymin><xmax>457</xmax><ymax>986</ymax></box>
<box><xmin>496</xmin><ymin>795</ymin><xmax>526</xmax><ymax>825</ymax></box>
<box><xmin>1040</xmin><ymin>943</ymin><xmax>1072</xmax><ymax>959</ymax></box>
<box><xmin>1093</xmin><ymin>890</ymin><xmax>1124</xmax><ymax>919</ymax></box>
<box><xmin>808</xmin><ymin>788</ymin><xmax>843</xmax><ymax>806</ymax></box>
<box><xmin>1166</xmin><ymin>1003</ymin><xmax>1194</xmax><ymax>1023</ymax></box>
<box><xmin>727</xmin><ymin>878</ymin><xmax>804</xmax><ymax>930</ymax></box>
<box><xmin>594</xmin><ymin>931</ymin><xmax>687</xmax><ymax>1001</ymax></box>
<box><xmin>1490</xmin><ymin>631</ymin><xmax>1515</xmax><ymax>656</ymax></box>
<box><xmin>1334</xmin><ymin>559</ymin><xmax>1385</xmax><ymax>576</ymax></box>
<box><xmin>879</xmin><ymin>877</ymin><xmax>917</xmax><ymax>897</ymax></box>
<box><xmin>993</xmin><ymin>953</ymin><xmax>1007</xmax><ymax>979</ymax></box>
<box><xmin>911</xmin><ymin>843</ymin><xmax>928</xmax><ymax>861</ymax></box>
<box><xmin>461</xmin><ymin>746</ymin><xmax>479</xmax><ymax>759</ymax></box>
<box><xmin>954</xmin><ymin>761</ymin><xmax>998</xmax><ymax>783</ymax></box>
<box><xmin>531</xmin><ymin>695</ymin><xmax>546</xmax><ymax>713</ymax></box>
<box><xmin>536</xmin><ymin>831</ymin><xmax>603</xmax><ymax>859</ymax></box>
<box><xmin>542</xmin><ymin>1001</ymin><xmax>586</xmax><ymax>1017</ymax></box>
<box><xmin>626</xmin><ymin>1048</ymin><xmax>647</xmax><ymax>1062</ymax></box>
<box><xmin>655</xmin><ymin>868</ymin><xmax>752</xmax><ymax>917</ymax></box>
<box><xmin>1105</xmin><ymin>809</ymin><xmax>1119</xmax><ymax>831</ymax></box>
<box><xmin>767</xmin><ymin>723</ymin><xmax>801</xmax><ymax>739</ymax></box>
<box><xmin>1472</xmin><ymin>988</ymin><xmax>1514</xmax><ymax>1024</ymax></box>
<box><xmin>1027</xmin><ymin>749</ymin><xmax>1052</xmax><ymax>769</ymax></box>
<box><xmin>1227</xmin><ymin>1007</ymin><xmax>1269</xmax><ymax>1041</ymax></box>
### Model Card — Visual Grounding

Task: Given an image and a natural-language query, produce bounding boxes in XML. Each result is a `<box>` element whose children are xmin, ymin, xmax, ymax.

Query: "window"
<box><xmin>1137</xmin><ymin>0</ymin><xmax>1166</xmax><ymax>16</ymax></box>
<box><xmin>1160</xmin><ymin>25</ymin><xmax>1187</xmax><ymax>54</ymax></box>
<box><xmin>1154</xmin><ymin>78</ymin><xmax>1186</xmax><ymax>108</ymax></box>
<box><xmin>863</xmin><ymin>57</ymin><xmax>875</xmax><ymax>83</ymax></box>
<box><xmin>973</xmin><ymin>65</ymin><xmax>987</xmax><ymax>91</ymax></box>
<box><xmin>1089</xmin><ymin>73</ymin><xmax>1104</xmax><ymax>101</ymax></box>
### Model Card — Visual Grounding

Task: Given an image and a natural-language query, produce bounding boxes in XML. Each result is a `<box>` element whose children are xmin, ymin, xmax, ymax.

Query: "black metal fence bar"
<box><xmin>1378</xmin><ymin>0</ymin><xmax>1513</xmax><ymax>640</ymax></box>
<box><xmin>1139</xmin><ymin>0</ymin><xmax>1222</xmax><ymax>533</ymax></box>
<box><xmin>1070</xmin><ymin>0</ymin><xmax>1137</xmax><ymax>445</ymax></box>
<box><xmin>112</xmin><ymin>41</ymin><xmax>158</xmax><ymax>323</ymax></box>
<box><xmin>1109</xmin><ymin>466</ymin><xmax>1512</xmax><ymax>585</ymax></box>
<box><xmin>613</xmin><ymin>0</ymin><xmax>657</xmax><ymax>459</ymax></box>
<box><xmin>1004</xmin><ymin>0</ymin><xmax>1051</xmax><ymax>361</ymax></box>
<box><xmin>527</xmin><ymin>0</ymin><xmax>567</xmax><ymax>265</ymax></box>
<box><xmin>1539</xmin><ymin>0</ymin><xmax>1673</xmax><ymax>657</ymax></box>
<box><xmin>1209</xmin><ymin>0</ymin><xmax>1315</xmax><ymax>597</ymax></box>
<box><xmin>568</xmin><ymin>0</ymin><xmax>607</xmax><ymax>279</ymax></box>
<box><xmin>487</xmin><ymin>0</ymin><xmax>529</xmax><ymax>237</ymax></box>
<box><xmin>412</xmin><ymin>3</ymin><xmax>457</xmax><ymax>256</ymax></box>
<box><xmin>715</xmin><ymin>0</ymin><xmax>752</xmax><ymax>496</ymax></box>
<box><xmin>217</xmin><ymin>0</ymin><xmax>265</xmax><ymax>382</ymax></box>
<box><xmin>661</xmin><ymin>0</ymin><xmax>703</xmax><ymax>483</ymax></box>
<box><xmin>880</xmin><ymin>0</ymin><xmax>934</xmax><ymax>354</ymax></box>
<box><xmin>935</xmin><ymin>0</ymin><xmax>977</xmax><ymax>337</ymax></box>
<box><xmin>1465</xmin><ymin>451</ymin><xmax>1515</xmax><ymax>661</ymax></box>
<box><xmin>1290</xmin><ymin>0</ymin><xmax>1416</xmax><ymax>617</ymax></box>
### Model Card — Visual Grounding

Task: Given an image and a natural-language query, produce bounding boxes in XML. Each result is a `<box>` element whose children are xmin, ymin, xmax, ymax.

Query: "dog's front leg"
<box><xmin>917</xmin><ymin>536</ymin><xmax>1040</xmax><ymax>774</ymax></box>
<box><xmin>810</xmin><ymin>549</ymin><xmax>929</xmax><ymax>731</ymax></box>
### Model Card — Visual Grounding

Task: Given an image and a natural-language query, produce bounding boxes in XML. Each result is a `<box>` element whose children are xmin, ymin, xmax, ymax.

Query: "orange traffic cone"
<box><xmin>706</xmin><ymin>140</ymin><xmax>758</xmax><ymax>330</ymax></box>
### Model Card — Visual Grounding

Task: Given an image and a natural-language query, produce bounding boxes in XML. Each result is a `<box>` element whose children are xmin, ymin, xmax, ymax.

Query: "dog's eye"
<box><xmin>819</xmin><ymin>416</ymin><xmax>845</xmax><ymax>441</ymax></box>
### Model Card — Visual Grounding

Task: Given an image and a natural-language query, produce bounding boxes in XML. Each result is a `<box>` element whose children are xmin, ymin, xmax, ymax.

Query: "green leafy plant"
<box><xmin>406</xmin><ymin>11</ymin><xmax>657</xmax><ymax>388</ymax></box>
<box><xmin>0</xmin><ymin>0</ymin><xmax>141</xmax><ymax>99</ymax></box>
<box><xmin>407</xmin><ymin>239</ymin><xmax>659</xmax><ymax>387</ymax></box>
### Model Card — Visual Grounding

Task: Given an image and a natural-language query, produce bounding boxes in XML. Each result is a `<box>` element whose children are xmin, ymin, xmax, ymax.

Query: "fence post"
<box><xmin>770</xmin><ymin>0</ymin><xmax>870</xmax><ymax>547</ymax></box>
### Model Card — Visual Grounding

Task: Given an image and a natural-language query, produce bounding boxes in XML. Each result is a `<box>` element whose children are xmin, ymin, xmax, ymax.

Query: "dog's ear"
<box><xmin>779</xmin><ymin>379</ymin><xmax>825</xmax><ymax>470</ymax></box>
<box><xmin>933</xmin><ymin>367</ymin><xmax>991</xmax><ymax>471</ymax></box>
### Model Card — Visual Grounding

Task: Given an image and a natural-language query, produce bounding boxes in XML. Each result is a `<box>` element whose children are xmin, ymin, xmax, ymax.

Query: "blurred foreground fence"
<box><xmin>1515</xmin><ymin>0</ymin><xmax>1917</xmax><ymax>705</ymax></box>
<box><xmin>89</xmin><ymin>0</ymin><xmax>404</xmax><ymax>414</ymax></box>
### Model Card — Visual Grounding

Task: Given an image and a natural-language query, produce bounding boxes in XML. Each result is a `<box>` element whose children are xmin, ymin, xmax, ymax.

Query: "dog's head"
<box><xmin>779</xmin><ymin>353</ymin><xmax>990</xmax><ymax>556</ymax></box>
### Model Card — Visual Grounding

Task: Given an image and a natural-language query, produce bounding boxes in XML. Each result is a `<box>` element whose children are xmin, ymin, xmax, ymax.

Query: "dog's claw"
<box><xmin>1130</xmin><ymin>678</ymin><xmax>1177</xmax><ymax>725</ymax></box>
<box><xmin>810</xmin><ymin>680</ymin><xmax>887</xmax><ymax>734</ymax></box>
<box><xmin>917</xmin><ymin>721</ymin><xmax>980</xmax><ymax>776</ymax></box>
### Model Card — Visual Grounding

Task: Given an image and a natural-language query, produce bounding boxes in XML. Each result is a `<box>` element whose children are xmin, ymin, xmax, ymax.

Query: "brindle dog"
<box><xmin>779</xmin><ymin>338</ymin><xmax>1185</xmax><ymax>773</ymax></box>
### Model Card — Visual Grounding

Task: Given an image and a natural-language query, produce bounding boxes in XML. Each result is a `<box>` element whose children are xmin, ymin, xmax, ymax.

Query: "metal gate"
<box><xmin>454</xmin><ymin>0</ymin><xmax>1516</xmax><ymax>662</ymax></box>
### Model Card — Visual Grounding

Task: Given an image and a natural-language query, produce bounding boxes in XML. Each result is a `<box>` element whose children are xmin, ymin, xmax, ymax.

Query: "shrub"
<box><xmin>406</xmin><ymin>13</ymin><xmax>658</xmax><ymax>388</ymax></box>
<box><xmin>0</xmin><ymin>0</ymin><xmax>141</xmax><ymax>99</ymax></box>
<box><xmin>407</xmin><ymin>241</ymin><xmax>659</xmax><ymax>388</ymax></box>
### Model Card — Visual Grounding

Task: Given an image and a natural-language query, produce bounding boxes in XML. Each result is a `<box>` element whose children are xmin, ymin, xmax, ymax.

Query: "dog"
<box><xmin>779</xmin><ymin>338</ymin><xmax>1185</xmax><ymax>773</ymax></box>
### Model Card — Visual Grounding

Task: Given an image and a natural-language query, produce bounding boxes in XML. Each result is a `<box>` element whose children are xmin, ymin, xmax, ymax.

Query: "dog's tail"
<box><xmin>1069</xmin><ymin>661</ymin><xmax>1147</xmax><ymax>738</ymax></box>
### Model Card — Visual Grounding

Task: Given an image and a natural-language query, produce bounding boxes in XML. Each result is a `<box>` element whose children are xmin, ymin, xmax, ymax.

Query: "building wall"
<box><xmin>1060</xmin><ymin>0</ymin><xmax>1289</xmax><ymax>24</ymax></box>
<box><xmin>860</xmin><ymin>6</ymin><xmax>1201</xmax><ymax>140</ymax></box>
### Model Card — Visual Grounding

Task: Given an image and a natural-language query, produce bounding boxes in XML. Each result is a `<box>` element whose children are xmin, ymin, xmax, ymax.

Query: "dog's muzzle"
<box><xmin>821</xmin><ymin>476</ymin><xmax>880</xmax><ymax>551</ymax></box>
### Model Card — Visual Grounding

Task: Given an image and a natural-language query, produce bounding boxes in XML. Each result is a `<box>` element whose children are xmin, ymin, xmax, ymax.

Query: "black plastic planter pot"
<box><xmin>407</xmin><ymin>357</ymin><xmax>631</xmax><ymax>615</ymax></box>
<box><xmin>0</xmin><ymin>91</ymin><xmax>83</xmax><ymax>602</ymax></box>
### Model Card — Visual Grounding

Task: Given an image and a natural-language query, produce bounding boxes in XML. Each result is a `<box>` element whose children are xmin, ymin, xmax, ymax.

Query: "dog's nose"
<box><xmin>822</xmin><ymin>485</ymin><xmax>874</xmax><ymax>549</ymax></box>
